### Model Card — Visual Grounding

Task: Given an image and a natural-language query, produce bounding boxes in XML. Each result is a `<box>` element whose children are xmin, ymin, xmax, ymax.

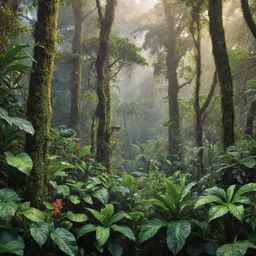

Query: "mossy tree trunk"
<box><xmin>191</xmin><ymin>2</ymin><xmax>218</xmax><ymax>178</ymax></box>
<box><xmin>69</xmin><ymin>0</ymin><xmax>84</xmax><ymax>135</ymax></box>
<box><xmin>191</xmin><ymin>3</ymin><xmax>204</xmax><ymax>178</ymax></box>
<box><xmin>209</xmin><ymin>0</ymin><xmax>235</xmax><ymax>149</ymax></box>
<box><xmin>95</xmin><ymin>0</ymin><xmax>117</xmax><ymax>172</ymax></box>
<box><xmin>241</xmin><ymin>0</ymin><xmax>256</xmax><ymax>135</ymax></box>
<box><xmin>162</xmin><ymin>0</ymin><xmax>181</xmax><ymax>160</ymax></box>
<box><xmin>25</xmin><ymin>0</ymin><xmax>59</xmax><ymax>206</ymax></box>
<box><xmin>245</xmin><ymin>100</ymin><xmax>256</xmax><ymax>135</ymax></box>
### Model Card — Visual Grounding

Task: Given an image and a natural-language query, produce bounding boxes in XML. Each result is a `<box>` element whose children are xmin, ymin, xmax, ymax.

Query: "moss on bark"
<box><xmin>95</xmin><ymin>0</ymin><xmax>117</xmax><ymax>172</ymax></box>
<box><xmin>209</xmin><ymin>0</ymin><xmax>235</xmax><ymax>149</ymax></box>
<box><xmin>162</xmin><ymin>0</ymin><xmax>181</xmax><ymax>159</ymax></box>
<box><xmin>25</xmin><ymin>0</ymin><xmax>60</xmax><ymax>206</ymax></box>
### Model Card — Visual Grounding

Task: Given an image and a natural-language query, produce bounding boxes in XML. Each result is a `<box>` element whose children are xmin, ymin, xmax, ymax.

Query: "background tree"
<box><xmin>95</xmin><ymin>0</ymin><xmax>117</xmax><ymax>172</ymax></box>
<box><xmin>188</xmin><ymin>0</ymin><xmax>218</xmax><ymax>177</ymax></box>
<box><xmin>69</xmin><ymin>0</ymin><xmax>96</xmax><ymax>135</ymax></box>
<box><xmin>208</xmin><ymin>0</ymin><xmax>235</xmax><ymax>149</ymax></box>
<box><xmin>241</xmin><ymin>0</ymin><xmax>256</xmax><ymax>135</ymax></box>
<box><xmin>25</xmin><ymin>0</ymin><xmax>60</xmax><ymax>205</ymax></box>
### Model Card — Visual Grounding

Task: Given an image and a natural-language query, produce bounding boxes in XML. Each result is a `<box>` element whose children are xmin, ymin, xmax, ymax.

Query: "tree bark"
<box><xmin>241</xmin><ymin>0</ymin><xmax>256</xmax><ymax>135</ymax></box>
<box><xmin>241</xmin><ymin>0</ymin><xmax>256</xmax><ymax>38</ymax></box>
<box><xmin>209</xmin><ymin>0</ymin><xmax>235</xmax><ymax>149</ymax></box>
<box><xmin>69</xmin><ymin>0</ymin><xmax>84</xmax><ymax>135</ymax></box>
<box><xmin>245</xmin><ymin>100</ymin><xmax>256</xmax><ymax>135</ymax></box>
<box><xmin>162</xmin><ymin>0</ymin><xmax>181</xmax><ymax>159</ymax></box>
<box><xmin>95</xmin><ymin>0</ymin><xmax>117</xmax><ymax>172</ymax></box>
<box><xmin>191</xmin><ymin>5</ymin><xmax>204</xmax><ymax>178</ymax></box>
<box><xmin>25</xmin><ymin>0</ymin><xmax>59</xmax><ymax>206</ymax></box>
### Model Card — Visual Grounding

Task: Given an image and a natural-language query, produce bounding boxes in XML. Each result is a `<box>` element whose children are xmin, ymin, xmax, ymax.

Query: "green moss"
<box><xmin>25</xmin><ymin>0</ymin><xmax>60</xmax><ymax>206</ymax></box>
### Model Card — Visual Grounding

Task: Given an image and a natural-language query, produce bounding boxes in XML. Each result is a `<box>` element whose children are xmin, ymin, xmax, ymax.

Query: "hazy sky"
<box><xmin>135</xmin><ymin>0</ymin><xmax>158</xmax><ymax>9</ymax></box>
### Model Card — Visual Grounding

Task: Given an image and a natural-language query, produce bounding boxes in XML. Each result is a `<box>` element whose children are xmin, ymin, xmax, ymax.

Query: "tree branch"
<box><xmin>96</xmin><ymin>0</ymin><xmax>103</xmax><ymax>22</ymax></box>
<box><xmin>200</xmin><ymin>70</ymin><xmax>218</xmax><ymax>116</ymax></box>
<box><xmin>241</xmin><ymin>0</ymin><xmax>256</xmax><ymax>38</ymax></box>
<box><xmin>178</xmin><ymin>78</ymin><xmax>193</xmax><ymax>90</ymax></box>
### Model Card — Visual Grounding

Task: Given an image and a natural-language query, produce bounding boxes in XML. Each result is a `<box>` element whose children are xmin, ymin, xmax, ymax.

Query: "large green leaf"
<box><xmin>66</xmin><ymin>211</ymin><xmax>88</xmax><ymax>223</ymax></box>
<box><xmin>87</xmin><ymin>208</ymin><xmax>104</xmax><ymax>224</ymax></box>
<box><xmin>0</xmin><ymin>188</ymin><xmax>20</xmax><ymax>202</ymax></box>
<box><xmin>77</xmin><ymin>224</ymin><xmax>96</xmax><ymax>239</ymax></box>
<box><xmin>11</xmin><ymin>118</ymin><xmax>35</xmax><ymax>135</ymax></box>
<box><xmin>0</xmin><ymin>231</ymin><xmax>24</xmax><ymax>256</ymax></box>
<box><xmin>68</xmin><ymin>195</ymin><xmax>80</xmax><ymax>205</ymax></box>
<box><xmin>50</xmin><ymin>228</ymin><xmax>78</xmax><ymax>256</ymax></box>
<box><xmin>227</xmin><ymin>204</ymin><xmax>244</xmax><ymax>222</ymax></box>
<box><xmin>181</xmin><ymin>182</ymin><xmax>196</xmax><ymax>200</ymax></box>
<box><xmin>107</xmin><ymin>239</ymin><xmax>123</xmax><ymax>256</ymax></box>
<box><xmin>23</xmin><ymin>208</ymin><xmax>45</xmax><ymax>223</ymax></box>
<box><xmin>204</xmin><ymin>187</ymin><xmax>227</xmax><ymax>201</ymax></box>
<box><xmin>232</xmin><ymin>196</ymin><xmax>251</xmax><ymax>205</ymax></box>
<box><xmin>234</xmin><ymin>183</ymin><xmax>256</xmax><ymax>198</ymax></box>
<box><xmin>239</xmin><ymin>157</ymin><xmax>256</xmax><ymax>168</ymax></box>
<box><xmin>101</xmin><ymin>204</ymin><xmax>114</xmax><ymax>221</ymax></box>
<box><xmin>4</xmin><ymin>152</ymin><xmax>33</xmax><ymax>175</ymax></box>
<box><xmin>109</xmin><ymin>211</ymin><xmax>131</xmax><ymax>225</ymax></box>
<box><xmin>217</xmin><ymin>240</ymin><xmax>256</xmax><ymax>256</ymax></box>
<box><xmin>166</xmin><ymin>220</ymin><xmax>191</xmax><ymax>256</ymax></box>
<box><xmin>83</xmin><ymin>195</ymin><xmax>93</xmax><ymax>205</ymax></box>
<box><xmin>138</xmin><ymin>219</ymin><xmax>166</xmax><ymax>243</ymax></box>
<box><xmin>93</xmin><ymin>188</ymin><xmax>109</xmax><ymax>205</ymax></box>
<box><xmin>111</xmin><ymin>225</ymin><xmax>135</xmax><ymax>241</ymax></box>
<box><xmin>209</xmin><ymin>205</ymin><xmax>229</xmax><ymax>222</ymax></box>
<box><xmin>0</xmin><ymin>202</ymin><xmax>17</xmax><ymax>220</ymax></box>
<box><xmin>30</xmin><ymin>223</ymin><xmax>50</xmax><ymax>247</ymax></box>
<box><xmin>194</xmin><ymin>196</ymin><xmax>223</xmax><ymax>209</ymax></box>
<box><xmin>226</xmin><ymin>185</ymin><xmax>236</xmax><ymax>202</ymax></box>
<box><xmin>56</xmin><ymin>185</ymin><xmax>70</xmax><ymax>197</ymax></box>
<box><xmin>96</xmin><ymin>226</ymin><xmax>110</xmax><ymax>247</ymax></box>
<box><xmin>0</xmin><ymin>107</ymin><xmax>34</xmax><ymax>135</ymax></box>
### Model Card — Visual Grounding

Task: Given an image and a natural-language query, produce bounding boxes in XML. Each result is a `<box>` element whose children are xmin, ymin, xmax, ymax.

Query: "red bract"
<box><xmin>51</xmin><ymin>199</ymin><xmax>63</xmax><ymax>216</ymax></box>
<box><xmin>52</xmin><ymin>199</ymin><xmax>63</xmax><ymax>209</ymax></box>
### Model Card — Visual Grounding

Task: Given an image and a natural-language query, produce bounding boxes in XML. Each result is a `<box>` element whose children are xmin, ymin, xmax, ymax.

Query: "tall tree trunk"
<box><xmin>209</xmin><ymin>0</ymin><xmax>235</xmax><ymax>149</ymax></box>
<box><xmin>241</xmin><ymin>0</ymin><xmax>256</xmax><ymax>38</ymax></box>
<box><xmin>25</xmin><ymin>0</ymin><xmax>59</xmax><ymax>206</ymax></box>
<box><xmin>241</xmin><ymin>0</ymin><xmax>256</xmax><ymax>135</ymax></box>
<box><xmin>245</xmin><ymin>100</ymin><xmax>256</xmax><ymax>135</ymax></box>
<box><xmin>95</xmin><ymin>0</ymin><xmax>117</xmax><ymax>172</ymax></box>
<box><xmin>191</xmin><ymin>6</ymin><xmax>203</xmax><ymax>178</ymax></box>
<box><xmin>69</xmin><ymin>0</ymin><xmax>84</xmax><ymax>135</ymax></box>
<box><xmin>162</xmin><ymin>0</ymin><xmax>181</xmax><ymax>159</ymax></box>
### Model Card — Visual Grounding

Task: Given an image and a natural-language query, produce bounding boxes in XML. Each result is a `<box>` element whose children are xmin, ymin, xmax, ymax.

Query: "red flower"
<box><xmin>52</xmin><ymin>199</ymin><xmax>63</xmax><ymax>209</ymax></box>
<box><xmin>51</xmin><ymin>199</ymin><xmax>63</xmax><ymax>216</ymax></box>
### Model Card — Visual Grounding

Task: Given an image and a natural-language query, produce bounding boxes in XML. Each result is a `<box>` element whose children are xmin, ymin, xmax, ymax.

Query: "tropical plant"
<box><xmin>216</xmin><ymin>240</ymin><xmax>256</xmax><ymax>256</ymax></box>
<box><xmin>77</xmin><ymin>203</ymin><xmax>135</xmax><ymax>255</ymax></box>
<box><xmin>138</xmin><ymin>173</ymin><xmax>196</xmax><ymax>255</ymax></box>
<box><xmin>194</xmin><ymin>183</ymin><xmax>256</xmax><ymax>222</ymax></box>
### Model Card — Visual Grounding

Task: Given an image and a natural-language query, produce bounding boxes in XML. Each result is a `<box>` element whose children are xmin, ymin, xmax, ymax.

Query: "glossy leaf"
<box><xmin>50</xmin><ymin>228</ymin><xmax>78</xmax><ymax>256</ymax></box>
<box><xmin>77</xmin><ymin>224</ymin><xmax>96</xmax><ymax>239</ymax></box>
<box><xmin>138</xmin><ymin>219</ymin><xmax>166</xmax><ymax>243</ymax></box>
<box><xmin>217</xmin><ymin>240</ymin><xmax>256</xmax><ymax>256</ymax></box>
<box><xmin>166</xmin><ymin>220</ymin><xmax>191</xmax><ymax>256</ymax></box>
<box><xmin>209</xmin><ymin>205</ymin><xmax>229</xmax><ymax>222</ymax></box>
<box><xmin>66</xmin><ymin>211</ymin><xmax>88</xmax><ymax>223</ymax></box>
<box><xmin>23</xmin><ymin>208</ymin><xmax>45</xmax><ymax>223</ymax></box>
<box><xmin>4</xmin><ymin>152</ymin><xmax>33</xmax><ymax>175</ymax></box>
<box><xmin>0</xmin><ymin>231</ymin><xmax>24</xmax><ymax>256</ymax></box>
<box><xmin>96</xmin><ymin>226</ymin><xmax>110</xmax><ymax>247</ymax></box>
<box><xmin>111</xmin><ymin>225</ymin><xmax>135</xmax><ymax>241</ymax></box>
<box><xmin>30</xmin><ymin>223</ymin><xmax>50</xmax><ymax>247</ymax></box>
